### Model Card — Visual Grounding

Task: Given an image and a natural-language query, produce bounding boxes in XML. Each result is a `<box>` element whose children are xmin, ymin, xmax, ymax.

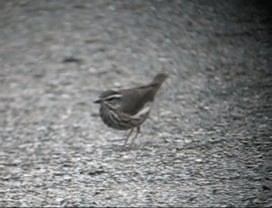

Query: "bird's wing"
<box><xmin>119</xmin><ymin>85</ymin><xmax>157</xmax><ymax>115</ymax></box>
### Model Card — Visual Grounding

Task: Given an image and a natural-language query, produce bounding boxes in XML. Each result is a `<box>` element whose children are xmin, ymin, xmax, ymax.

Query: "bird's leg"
<box><xmin>129</xmin><ymin>126</ymin><xmax>140</xmax><ymax>147</ymax></box>
<box><xmin>123</xmin><ymin>128</ymin><xmax>134</xmax><ymax>146</ymax></box>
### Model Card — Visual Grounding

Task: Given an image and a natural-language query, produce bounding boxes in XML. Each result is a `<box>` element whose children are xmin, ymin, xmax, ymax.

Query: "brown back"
<box><xmin>119</xmin><ymin>73</ymin><xmax>168</xmax><ymax>115</ymax></box>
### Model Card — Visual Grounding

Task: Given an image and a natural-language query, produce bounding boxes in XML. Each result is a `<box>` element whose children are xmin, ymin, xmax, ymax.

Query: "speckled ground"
<box><xmin>0</xmin><ymin>0</ymin><xmax>271</xmax><ymax>207</ymax></box>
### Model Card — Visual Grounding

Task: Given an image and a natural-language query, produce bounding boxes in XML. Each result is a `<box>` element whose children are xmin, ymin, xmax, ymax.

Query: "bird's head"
<box><xmin>94</xmin><ymin>90</ymin><xmax>122</xmax><ymax>108</ymax></box>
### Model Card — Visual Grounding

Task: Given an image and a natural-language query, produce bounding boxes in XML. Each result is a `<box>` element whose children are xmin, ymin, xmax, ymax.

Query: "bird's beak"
<box><xmin>94</xmin><ymin>99</ymin><xmax>102</xmax><ymax>104</ymax></box>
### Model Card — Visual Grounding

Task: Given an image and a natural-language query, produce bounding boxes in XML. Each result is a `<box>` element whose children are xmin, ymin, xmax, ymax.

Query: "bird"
<box><xmin>94</xmin><ymin>73</ymin><xmax>168</xmax><ymax>146</ymax></box>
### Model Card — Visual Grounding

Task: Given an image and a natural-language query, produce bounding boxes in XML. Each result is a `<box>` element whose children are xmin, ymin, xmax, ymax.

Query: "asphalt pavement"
<box><xmin>0</xmin><ymin>1</ymin><xmax>271</xmax><ymax>207</ymax></box>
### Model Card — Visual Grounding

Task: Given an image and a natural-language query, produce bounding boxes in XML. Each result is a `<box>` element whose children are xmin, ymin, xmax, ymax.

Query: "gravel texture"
<box><xmin>1</xmin><ymin>0</ymin><xmax>271</xmax><ymax>207</ymax></box>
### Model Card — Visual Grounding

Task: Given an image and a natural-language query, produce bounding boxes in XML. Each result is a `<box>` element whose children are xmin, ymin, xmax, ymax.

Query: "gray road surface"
<box><xmin>1</xmin><ymin>1</ymin><xmax>271</xmax><ymax>207</ymax></box>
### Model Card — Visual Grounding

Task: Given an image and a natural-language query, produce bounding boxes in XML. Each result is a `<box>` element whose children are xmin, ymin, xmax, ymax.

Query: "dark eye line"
<box><xmin>106</xmin><ymin>97</ymin><xmax>121</xmax><ymax>101</ymax></box>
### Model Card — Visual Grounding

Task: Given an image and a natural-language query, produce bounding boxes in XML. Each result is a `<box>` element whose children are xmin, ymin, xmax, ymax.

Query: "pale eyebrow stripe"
<box><xmin>105</xmin><ymin>94</ymin><xmax>122</xmax><ymax>100</ymax></box>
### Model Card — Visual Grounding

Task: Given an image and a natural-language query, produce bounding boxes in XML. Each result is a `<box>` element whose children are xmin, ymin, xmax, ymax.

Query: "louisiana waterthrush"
<box><xmin>94</xmin><ymin>73</ymin><xmax>168</xmax><ymax>146</ymax></box>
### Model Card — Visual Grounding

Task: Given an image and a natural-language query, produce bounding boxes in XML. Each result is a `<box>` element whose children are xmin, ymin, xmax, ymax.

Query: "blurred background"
<box><xmin>0</xmin><ymin>0</ymin><xmax>271</xmax><ymax>207</ymax></box>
